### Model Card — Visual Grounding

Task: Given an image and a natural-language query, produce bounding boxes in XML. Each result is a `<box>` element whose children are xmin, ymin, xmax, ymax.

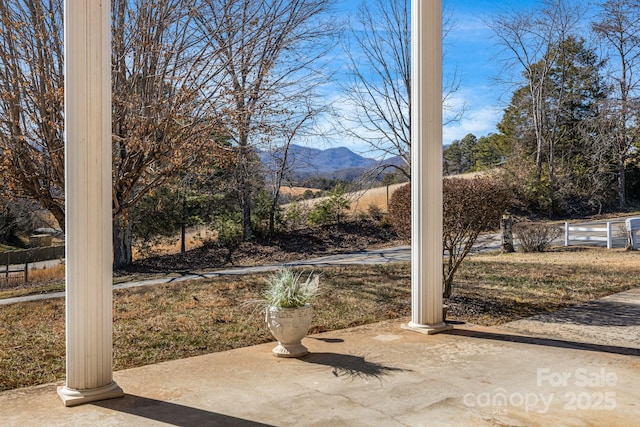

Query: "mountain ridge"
<box><xmin>260</xmin><ymin>144</ymin><xmax>403</xmax><ymax>181</ymax></box>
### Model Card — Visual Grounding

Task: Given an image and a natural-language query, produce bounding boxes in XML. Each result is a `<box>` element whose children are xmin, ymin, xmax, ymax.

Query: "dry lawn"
<box><xmin>27</xmin><ymin>264</ymin><xmax>65</xmax><ymax>284</ymax></box>
<box><xmin>1</xmin><ymin>247</ymin><xmax>638</xmax><ymax>392</ymax></box>
<box><xmin>449</xmin><ymin>247</ymin><xmax>640</xmax><ymax>324</ymax></box>
<box><xmin>0</xmin><ymin>264</ymin><xmax>66</xmax><ymax>299</ymax></box>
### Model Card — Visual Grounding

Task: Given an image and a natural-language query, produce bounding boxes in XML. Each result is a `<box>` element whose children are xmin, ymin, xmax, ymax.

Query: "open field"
<box><xmin>346</xmin><ymin>183</ymin><xmax>404</xmax><ymax>213</ymax></box>
<box><xmin>279</xmin><ymin>186</ymin><xmax>323</xmax><ymax>197</ymax></box>
<box><xmin>283</xmin><ymin>172</ymin><xmax>490</xmax><ymax>215</ymax></box>
<box><xmin>284</xmin><ymin>183</ymin><xmax>407</xmax><ymax>215</ymax></box>
<box><xmin>1</xmin><ymin>247</ymin><xmax>638</xmax><ymax>391</ymax></box>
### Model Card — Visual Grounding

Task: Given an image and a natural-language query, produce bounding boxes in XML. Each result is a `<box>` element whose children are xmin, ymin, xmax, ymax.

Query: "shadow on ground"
<box><xmin>95</xmin><ymin>394</ymin><xmax>274</xmax><ymax>427</ymax></box>
<box><xmin>445</xmin><ymin>328</ymin><xmax>640</xmax><ymax>357</ymax></box>
<box><xmin>528</xmin><ymin>300</ymin><xmax>640</xmax><ymax>327</ymax></box>
<box><xmin>301</xmin><ymin>352</ymin><xmax>409</xmax><ymax>380</ymax></box>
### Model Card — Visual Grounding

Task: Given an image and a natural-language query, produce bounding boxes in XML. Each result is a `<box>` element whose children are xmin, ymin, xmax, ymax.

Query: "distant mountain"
<box><xmin>260</xmin><ymin>144</ymin><xmax>403</xmax><ymax>181</ymax></box>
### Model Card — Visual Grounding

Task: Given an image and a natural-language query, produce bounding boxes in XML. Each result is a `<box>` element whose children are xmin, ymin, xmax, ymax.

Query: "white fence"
<box><xmin>564</xmin><ymin>222</ymin><xmax>613</xmax><ymax>249</ymax></box>
<box><xmin>627</xmin><ymin>218</ymin><xmax>640</xmax><ymax>250</ymax></box>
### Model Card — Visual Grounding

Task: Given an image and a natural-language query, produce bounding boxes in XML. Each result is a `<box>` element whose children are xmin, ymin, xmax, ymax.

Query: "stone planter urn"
<box><xmin>251</xmin><ymin>268</ymin><xmax>320</xmax><ymax>358</ymax></box>
<box><xmin>266</xmin><ymin>304</ymin><xmax>313</xmax><ymax>358</ymax></box>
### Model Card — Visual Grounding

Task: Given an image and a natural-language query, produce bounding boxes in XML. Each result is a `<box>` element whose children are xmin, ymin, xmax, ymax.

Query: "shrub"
<box><xmin>388</xmin><ymin>178</ymin><xmax>512</xmax><ymax>298</ymax></box>
<box><xmin>387</xmin><ymin>183</ymin><xmax>411</xmax><ymax>240</ymax></box>
<box><xmin>283</xmin><ymin>200</ymin><xmax>306</xmax><ymax>230</ymax></box>
<box><xmin>207</xmin><ymin>213</ymin><xmax>243</xmax><ymax>263</ymax></box>
<box><xmin>513</xmin><ymin>222</ymin><xmax>561</xmax><ymax>252</ymax></box>
<box><xmin>442</xmin><ymin>177</ymin><xmax>511</xmax><ymax>298</ymax></box>
<box><xmin>367</xmin><ymin>204</ymin><xmax>384</xmax><ymax>223</ymax></box>
<box><xmin>307</xmin><ymin>185</ymin><xmax>350</xmax><ymax>226</ymax></box>
<box><xmin>0</xmin><ymin>205</ymin><xmax>18</xmax><ymax>244</ymax></box>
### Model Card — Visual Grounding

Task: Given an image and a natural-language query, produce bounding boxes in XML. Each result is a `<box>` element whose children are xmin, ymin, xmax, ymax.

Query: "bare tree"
<box><xmin>341</xmin><ymin>0</ymin><xmax>410</xmax><ymax>176</ymax></box>
<box><xmin>579</xmin><ymin>102</ymin><xmax>620</xmax><ymax>213</ymax></box>
<box><xmin>110</xmin><ymin>0</ymin><xmax>228</xmax><ymax>268</ymax></box>
<box><xmin>490</xmin><ymin>0</ymin><xmax>585</xmax><ymax>185</ymax></box>
<box><xmin>265</xmin><ymin>106</ymin><xmax>316</xmax><ymax>235</ymax></box>
<box><xmin>0</xmin><ymin>0</ymin><xmax>65</xmax><ymax>229</ymax></box>
<box><xmin>340</xmin><ymin>0</ymin><xmax>462</xmax><ymax>179</ymax></box>
<box><xmin>0</xmin><ymin>0</ymin><xmax>229</xmax><ymax>268</ymax></box>
<box><xmin>592</xmin><ymin>0</ymin><xmax>640</xmax><ymax>207</ymax></box>
<box><xmin>197</xmin><ymin>0</ymin><xmax>336</xmax><ymax>239</ymax></box>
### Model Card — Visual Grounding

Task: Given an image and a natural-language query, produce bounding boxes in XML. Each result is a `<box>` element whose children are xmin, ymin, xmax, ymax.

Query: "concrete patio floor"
<box><xmin>1</xmin><ymin>289</ymin><xmax>639</xmax><ymax>426</ymax></box>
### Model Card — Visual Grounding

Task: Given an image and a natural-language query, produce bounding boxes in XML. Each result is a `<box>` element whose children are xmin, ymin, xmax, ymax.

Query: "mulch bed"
<box><xmin>125</xmin><ymin>219</ymin><xmax>403</xmax><ymax>274</ymax></box>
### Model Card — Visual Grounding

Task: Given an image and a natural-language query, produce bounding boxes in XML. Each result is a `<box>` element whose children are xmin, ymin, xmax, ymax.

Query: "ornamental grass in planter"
<box><xmin>260</xmin><ymin>268</ymin><xmax>321</xmax><ymax>357</ymax></box>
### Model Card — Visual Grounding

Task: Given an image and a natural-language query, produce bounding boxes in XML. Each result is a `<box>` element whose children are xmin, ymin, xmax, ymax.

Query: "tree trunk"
<box><xmin>237</xmin><ymin>140</ymin><xmax>253</xmax><ymax>241</ymax></box>
<box><xmin>241</xmin><ymin>175</ymin><xmax>252</xmax><ymax>240</ymax></box>
<box><xmin>181</xmin><ymin>196</ymin><xmax>186</xmax><ymax>254</ymax></box>
<box><xmin>113</xmin><ymin>213</ymin><xmax>133</xmax><ymax>269</ymax></box>
<box><xmin>269</xmin><ymin>144</ymin><xmax>291</xmax><ymax>236</ymax></box>
<box><xmin>619</xmin><ymin>154</ymin><xmax>627</xmax><ymax>208</ymax></box>
<box><xmin>181</xmin><ymin>223</ymin><xmax>186</xmax><ymax>254</ymax></box>
<box><xmin>500</xmin><ymin>214</ymin><xmax>515</xmax><ymax>253</ymax></box>
<box><xmin>548</xmin><ymin>139</ymin><xmax>555</xmax><ymax>216</ymax></box>
<box><xmin>47</xmin><ymin>203</ymin><xmax>66</xmax><ymax>233</ymax></box>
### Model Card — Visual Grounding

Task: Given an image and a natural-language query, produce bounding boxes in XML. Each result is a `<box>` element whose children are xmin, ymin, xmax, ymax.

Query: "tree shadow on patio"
<box><xmin>444</xmin><ymin>329</ymin><xmax>640</xmax><ymax>357</ymax></box>
<box><xmin>301</xmin><ymin>352</ymin><xmax>409</xmax><ymax>380</ymax></box>
<box><xmin>523</xmin><ymin>299</ymin><xmax>640</xmax><ymax>327</ymax></box>
<box><xmin>94</xmin><ymin>394</ymin><xmax>274</xmax><ymax>427</ymax></box>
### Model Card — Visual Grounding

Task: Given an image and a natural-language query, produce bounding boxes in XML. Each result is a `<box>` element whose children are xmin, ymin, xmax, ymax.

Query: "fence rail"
<box><xmin>0</xmin><ymin>245</ymin><xmax>65</xmax><ymax>289</ymax></box>
<box><xmin>627</xmin><ymin>218</ymin><xmax>640</xmax><ymax>250</ymax></box>
<box><xmin>0</xmin><ymin>245</ymin><xmax>65</xmax><ymax>265</ymax></box>
<box><xmin>0</xmin><ymin>264</ymin><xmax>29</xmax><ymax>288</ymax></box>
<box><xmin>564</xmin><ymin>222</ymin><xmax>613</xmax><ymax>249</ymax></box>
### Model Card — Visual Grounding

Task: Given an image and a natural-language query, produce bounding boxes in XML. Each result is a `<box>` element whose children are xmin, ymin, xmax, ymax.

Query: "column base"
<box><xmin>58</xmin><ymin>381</ymin><xmax>124</xmax><ymax>407</ymax></box>
<box><xmin>402</xmin><ymin>321</ymin><xmax>453</xmax><ymax>335</ymax></box>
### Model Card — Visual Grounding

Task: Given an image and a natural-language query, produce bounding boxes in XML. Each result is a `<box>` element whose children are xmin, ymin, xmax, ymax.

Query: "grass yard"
<box><xmin>448</xmin><ymin>247</ymin><xmax>640</xmax><ymax>324</ymax></box>
<box><xmin>0</xmin><ymin>247</ymin><xmax>638</xmax><ymax>392</ymax></box>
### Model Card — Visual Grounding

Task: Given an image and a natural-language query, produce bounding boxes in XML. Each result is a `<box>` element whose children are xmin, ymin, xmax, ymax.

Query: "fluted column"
<box><xmin>403</xmin><ymin>0</ymin><xmax>451</xmax><ymax>334</ymax></box>
<box><xmin>58</xmin><ymin>0</ymin><xmax>123</xmax><ymax>406</ymax></box>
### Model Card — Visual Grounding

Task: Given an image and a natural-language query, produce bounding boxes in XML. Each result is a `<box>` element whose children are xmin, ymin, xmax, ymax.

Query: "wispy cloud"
<box><xmin>442</xmin><ymin>84</ymin><xmax>506</xmax><ymax>144</ymax></box>
<box><xmin>444</xmin><ymin>104</ymin><xmax>503</xmax><ymax>144</ymax></box>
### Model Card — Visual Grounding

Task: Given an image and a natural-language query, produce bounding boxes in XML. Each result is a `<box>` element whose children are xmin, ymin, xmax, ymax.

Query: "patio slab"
<box><xmin>1</xmin><ymin>288</ymin><xmax>639</xmax><ymax>426</ymax></box>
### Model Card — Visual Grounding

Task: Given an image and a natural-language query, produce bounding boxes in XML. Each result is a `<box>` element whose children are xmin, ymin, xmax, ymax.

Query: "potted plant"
<box><xmin>260</xmin><ymin>267</ymin><xmax>321</xmax><ymax>358</ymax></box>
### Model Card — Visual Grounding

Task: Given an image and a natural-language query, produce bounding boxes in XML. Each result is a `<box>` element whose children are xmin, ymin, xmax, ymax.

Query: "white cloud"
<box><xmin>443</xmin><ymin>105</ymin><xmax>503</xmax><ymax>144</ymax></box>
<box><xmin>442</xmin><ymin>79</ymin><xmax>508</xmax><ymax>143</ymax></box>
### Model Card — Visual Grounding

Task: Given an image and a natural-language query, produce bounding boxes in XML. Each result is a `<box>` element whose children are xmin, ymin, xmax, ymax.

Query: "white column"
<box><xmin>403</xmin><ymin>0</ymin><xmax>450</xmax><ymax>334</ymax></box>
<box><xmin>58</xmin><ymin>0</ymin><xmax>123</xmax><ymax>406</ymax></box>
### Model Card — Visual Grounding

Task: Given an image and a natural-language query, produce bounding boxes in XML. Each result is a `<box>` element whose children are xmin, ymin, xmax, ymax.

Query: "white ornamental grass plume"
<box><xmin>262</xmin><ymin>268</ymin><xmax>321</xmax><ymax>308</ymax></box>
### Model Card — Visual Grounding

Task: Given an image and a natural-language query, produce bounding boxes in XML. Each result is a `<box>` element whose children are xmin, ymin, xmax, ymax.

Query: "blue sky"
<box><xmin>443</xmin><ymin>0</ymin><xmax>507</xmax><ymax>144</ymax></box>
<box><xmin>325</xmin><ymin>0</ymin><xmax>542</xmax><ymax>155</ymax></box>
<box><xmin>442</xmin><ymin>0</ymin><xmax>540</xmax><ymax>144</ymax></box>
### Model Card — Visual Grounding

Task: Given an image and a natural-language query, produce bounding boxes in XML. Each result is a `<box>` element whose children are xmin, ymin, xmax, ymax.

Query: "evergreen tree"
<box><xmin>498</xmin><ymin>36</ymin><xmax>609</xmax><ymax>214</ymax></box>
